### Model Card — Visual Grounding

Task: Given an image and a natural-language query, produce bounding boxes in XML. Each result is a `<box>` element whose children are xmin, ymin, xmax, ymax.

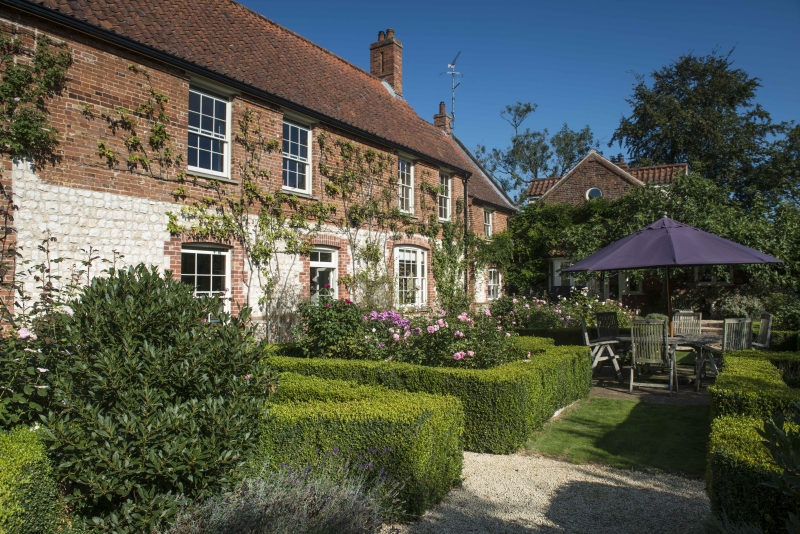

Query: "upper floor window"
<box><xmin>282</xmin><ymin>121</ymin><xmax>311</xmax><ymax>194</ymax></box>
<box><xmin>398</xmin><ymin>159</ymin><xmax>413</xmax><ymax>213</ymax></box>
<box><xmin>310</xmin><ymin>248</ymin><xmax>337</xmax><ymax>301</ymax></box>
<box><xmin>586</xmin><ymin>187</ymin><xmax>603</xmax><ymax>200</ymax></box>
<box><xmin>188</xmin><ymin>89</ymin><xmax>229</xmax><ymax>177</ymax></box>
<box><xmin>395</xmin><ymin>247</ymin><xmax>427</xmax><ymax>307</ymax></box>
<box><xmin>484</xmin><ymin>209</ymin><xmax>493</xmax><ymax>237</ymax></box>
<box><xmin>488</xmin><ymin>268</ymin><xmax>501</xmax><ymax>301</ymax></box>
<box><xmin>438</xmin><ymin>173</ymin><xmax>451</xmax><ymax>221</ymax></box>
<box><xmin>181</xmin><ymin>245</ymin><xmax>230</xmax><ymax>310</ymax></box>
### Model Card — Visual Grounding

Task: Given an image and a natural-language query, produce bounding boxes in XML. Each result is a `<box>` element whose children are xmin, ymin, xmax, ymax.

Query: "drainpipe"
<box><xmin>463</xmin><ymin>172</ymin><xmax>470</xmax><ymax>296</ymax></box>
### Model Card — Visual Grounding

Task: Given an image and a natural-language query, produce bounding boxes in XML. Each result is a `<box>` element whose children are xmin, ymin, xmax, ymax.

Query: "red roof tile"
<box><xmin>628</xmin><ymin>163</ymin><xmax>689</xmax><ymax>184</ymax></box>
<box><xmin>526</xmin><ymin>178</ymin><xmax>559</xmax><ymax>197</ymax></box>
<box><xmin>26</xmin><ymin>0</ymin><xmax>476</xmax><ymax>175</ymax></box>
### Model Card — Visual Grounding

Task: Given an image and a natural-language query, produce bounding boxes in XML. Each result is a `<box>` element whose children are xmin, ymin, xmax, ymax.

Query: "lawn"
<box><xmin>525</xmin><ymin>397</ymin><xmax>710</xmax><ymax>476</ymax></box>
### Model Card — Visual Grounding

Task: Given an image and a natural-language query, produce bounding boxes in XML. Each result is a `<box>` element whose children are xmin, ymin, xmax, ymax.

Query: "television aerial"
<box><xmin>440</xmin><ymin>51</ymin><xmax>462</xmax><ymax>130</ymax></box>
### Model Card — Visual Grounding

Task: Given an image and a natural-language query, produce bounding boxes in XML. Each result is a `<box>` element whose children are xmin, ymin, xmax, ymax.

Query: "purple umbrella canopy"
<box><xmin>563</xmin><ymin>215</ymin><xmax>782</xmax><ymax>273</ymax></box>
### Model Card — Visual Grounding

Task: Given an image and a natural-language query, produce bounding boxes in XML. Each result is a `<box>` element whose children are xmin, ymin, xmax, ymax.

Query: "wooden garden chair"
<box><xmin>595</xmin><ymin>312</ymin><xmax>621</xmax><ymax>340</ymax></box>
<box><xmin>630</xmin><ymin>319</ymin><xmax>676</xmax><ymax>396</ymax></box>
<box><xmin>582</xmin><ymin>320</ymin><xmax>622</xmax><ymax>379</ymax></box>
<box><xmin>673</xmin><ymin>311</ymin><xmax>702</xmax><ymax>336</ymax></box>
<box><xmin>753</xmin><ymin>313</ymin><xmax>773</xmax><ymax>350</ymax></box>
<box><xmin>696</xmin><ymin>318</ymin><xmax>752</xmax><ymax>391</ymax></box>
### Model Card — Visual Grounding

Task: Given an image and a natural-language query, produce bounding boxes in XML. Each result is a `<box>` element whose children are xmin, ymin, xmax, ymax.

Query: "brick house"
<box><xmin>0</xmin><ymin>0</ymin><xmax>516</xmax><ymax>326</ymax></box>
<box><xmin>525</xmin><ymin>150</ymin><xmax>692</xmax><ymax>306</ymax></box>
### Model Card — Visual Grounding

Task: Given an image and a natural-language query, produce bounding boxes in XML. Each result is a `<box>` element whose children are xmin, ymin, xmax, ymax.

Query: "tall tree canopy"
<box><xmin>475</xmin><ymin>102</ymin><xmax>597</xmax><ymax>203</ymax></box>
<box><xmin>610</xmin><ymin>48</ymin><xmax>796</xmax><ymax>207</ymax></box>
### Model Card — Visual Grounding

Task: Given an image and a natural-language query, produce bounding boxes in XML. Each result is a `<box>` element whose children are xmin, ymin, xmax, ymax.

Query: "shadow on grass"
<box><xmin>526</xmin><ymin>397</ymin><xmax>711</xmax><ymax>476</ymax></box>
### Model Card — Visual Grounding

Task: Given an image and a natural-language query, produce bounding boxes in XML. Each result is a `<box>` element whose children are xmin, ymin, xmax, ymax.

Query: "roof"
<box><xmin>20</xmin><ymin>0</ymin><xmax>475</xmax><ymax>175</ymax></box>
<box><xmin>525</xmin><ymin>153</ymin><xmax>688</xmax><ymax>199</ymax></box>
<box><xmin>451</xmin><ymin>136</ymin><xmax>517</xmax><ymax>212</ymax></box>
<box><xmin>628</xmin><ymin>163</ymin><xmax>689</xmax><ymax>185</ymax></box>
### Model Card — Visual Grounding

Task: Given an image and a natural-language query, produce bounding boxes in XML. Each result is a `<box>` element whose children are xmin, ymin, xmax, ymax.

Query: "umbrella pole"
<box><xmin>666</xmin><ymin>266</ymin><xmax>673</xmax><ymax>336</ymax></box>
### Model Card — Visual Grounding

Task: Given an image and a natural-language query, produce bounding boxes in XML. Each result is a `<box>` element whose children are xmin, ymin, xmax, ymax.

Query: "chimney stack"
<box><xmin>434</xmin><ymin>101</ymin><xmax>451</xmax><ymax>133</ymax></box>
<box><xmin>615</xmin><ymin>154</ymin><xmax>628</xmax><ymax>169</ymax></box>
<box><xmin>370</xmin><ymin>28</ymin><xmax>403</xmax><ymax>95</ymax></box>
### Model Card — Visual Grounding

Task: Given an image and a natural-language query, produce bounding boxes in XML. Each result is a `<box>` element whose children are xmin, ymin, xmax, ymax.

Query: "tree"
<box><xmin>610</xmin><ymin>48</ymin><xmax>796</xmax><ymax>207</ymax></box>
<box><xmin>475</xmin><ymin>102</ymin><xmax>598</xmax><ymax>203</ymax></box>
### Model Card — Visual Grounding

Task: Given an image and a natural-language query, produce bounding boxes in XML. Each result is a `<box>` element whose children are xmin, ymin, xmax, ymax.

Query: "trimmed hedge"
<box><xmin>261</xmin><ymin>373</ymin><xmax>464</xmax><ymax>517</ymax></box>
<box><xmin>516</xmin><ymin>328</ymin><xmax>633</xmax><ymax>346</ymax></box>
<box><xmin>514</xmin><ymin>335</ymin><xmax>555</xmax><ymax>355</ymax></box>
<box><xmin>707</xmin><ymin>415</ymin><xmax>795</xmax><ymax>533</ymax></box>
<box><xmin>771</xmin><ymin>330</ymin><xmax>800</xmax><ymax>352</ymax></box>
<box><xmin>265</xmin><ymin>342</ymin><xmax>591</xmax><ymax>454</ymax></box>
<box><xmin>709</xmin><ymin>351</ymin><xmax>800</xmax><ymax>419</ymax></box>
<box><xmin>0</xmin><ymin>427</ymin><xmax>59</xmax><ymax>534</ymax></box>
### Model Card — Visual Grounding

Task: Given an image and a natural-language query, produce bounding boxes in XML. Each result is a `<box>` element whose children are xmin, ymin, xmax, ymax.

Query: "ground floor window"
<box><xmin>488</xmin><ymin>268</ymin><xmax>501</xmax><ymax>300</ymax></box>
<box><xmin>310</xmin><ymin>247</ymin><xmax>337</xmax><ymax>301</ymax></box>
<box><xmin>395</xmin><ymin>247</ymin><xmax>427</xmax><ymax>307</ymax></box>
<box><xmin>181</xmin><ymin>246</ymin><xmax>230</xmax><ymax>306</ymax></box>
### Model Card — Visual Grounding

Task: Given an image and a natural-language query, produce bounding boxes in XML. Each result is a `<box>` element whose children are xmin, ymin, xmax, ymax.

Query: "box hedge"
<box><xmin>264</xmin><ymin>342</ymin><xmax>591</xmax><ymax>454</ymax></box>
<box><xmin>709</xmin><ymin>351</ymin><xmax>800</xmax><ymax>419</ymax></box>
<box><xmin>0</xmin><ymin>427</ymin><xmax>60</xmax><ymax>534</ymax></box>
<box><xmin>261</xmin><ymin>373</ymin><xmax>464</xmax><ymax>517</ymax></box>
<box><xmin>707</xmin><ymin>415</ymin><xmax>796</xmax><ymax>533</ymax></box>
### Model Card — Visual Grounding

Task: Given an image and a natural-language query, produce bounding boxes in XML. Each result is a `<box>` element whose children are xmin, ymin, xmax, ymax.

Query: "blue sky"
<box><xmin>239</xmin><ymin>0</ymin><xmax>800</xmax><ymax>163</ymax></box>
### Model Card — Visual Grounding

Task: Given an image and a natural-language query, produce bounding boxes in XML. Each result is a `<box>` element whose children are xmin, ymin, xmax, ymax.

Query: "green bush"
<box><xmin>0</xmin><ymin>427</ymin><xmax>60</xmax><ymax>534</ymax></box>
<box><xmin>707</xmin><ymin>415</ymin><xmax>794</xmax><ymax>533</ymax></box>
<box><xmin>262</xmin><ymin>373</ymin><xmax>463</xmax><ymax>517</ymax></box>
<box><xmin>265</xmin><ymin>343</ymin><xmax>591</xmax><ymax>454</ymax></box>
<box><xmin>164</xmin><ymin>461</ymin><xmax>402</xmax><ymax>534</ymax></box>
<box><xmin>709</xmin><ymin>351</ymin><xmax>800</xmax><ymax>419</ymax></box>
<box><xmin>770</xmin><ymin>331</ymin><xmax>800</xmax><ymax>352</ymax></box>
<box><xmin>40</xmin><ymin>265</ymin><xmax>275</xmax><ymax>533</ymax></box>
<box><xmin>517</xmin><ymin>327</ymin><xmax>584</xmax><ymax>345</ymax></box>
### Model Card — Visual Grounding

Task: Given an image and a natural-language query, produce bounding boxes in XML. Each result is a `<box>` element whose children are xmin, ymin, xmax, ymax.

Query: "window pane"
<box><xmin>197</xmin><ymin>253</ymin><xmax>211</xmax><ymax>274</ymax></box>
<box><xmin>215</xmin><ymin>100</ymin><xmax>226</xmax><ymax>119</ymax></box>
<box><xmin>198</xmin><ymin>149</ymin><xmax>211</xmax><ymax>170</ymax></box>
<box><xmin>201</xmin><ymin>113</ymin><xmax>213</xmax><ymax>133</ymax></box>
<box><xmin>211</xmin><ymin>153</ymin><xmax>223</xmax><ymax>172</ymax></box>
<box><xmin>198</xmin><ymin>135</ymin><xmax>211</xmax><ymax>150</ymax></box>
<box><xmin>319</xmin><ymin>252</ymin><xmax>332</xmax><ymax>263</ymax></box>
<box><xmin>310</xmin><ymin>251</ymin><xmax>319</xmax><ymax>262</ymax></box>
<box><xmin>212</xmin><ymin>255</ymin><xmax>226</xmax><ymax>275</ymax></box>
<box><xmin>181</xmin><ymin>252</ymin><xmax>195</xmax><ymax>274</ymax></box>
<box><xmin>290</xmin><ymin>126</ymin><xmax>298</xmax><ymax>143</ymax></box>
<box><xmin>189</xmin><ymin>111</ymin><xmax>200</xmax><ymax>129</ymax></box>
<box><xmin>196</xmin><ymin>275</ymin><xmax>211</xmax><ymax>292</ymax></box>
<box><xmin>212</xmin><ymin>276</ymin><xmax>225</xmax><ymax>292</ymax></box>
<box><xmin>181</xmin><ymin>274</ymin><xmax>194</xmax><ymax>287</ymax></box>
<box><xmin>202</xmin><ymin>95</ymin><xmax>214</xmax><ymax>115</ymax></box>
<box><xmin>214</xmin><ymin>119</ymin><xmax>226</xmax><ymax>137</ymax></box>
<box><xmin>189</xmin><ymin>91</ymin><xmax>201</xmax><ymax>112</ymax></box>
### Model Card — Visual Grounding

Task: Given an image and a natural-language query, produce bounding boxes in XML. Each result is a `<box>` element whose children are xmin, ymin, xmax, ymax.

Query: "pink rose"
<box><xmin>467</xmin><ymin>350</ymin><xmax>474</xmax><ymax>357</ymax></box>
<box><xmin>506</xmin><ymin>332</ymin><xmax>511</xmax><ymax>337</ymax></box>
<box><xmin>484</xmin><ymin>309</ymin><xmax>491</xmax><ymax>317</ymax></box>
<box><xmin>437</xmin><ymin>319</ymin><xmax>445</xmax><ymax>327</ymax></box>
<box><xmin>393</xmin><ymin>333</ymin><xmax>400</xmax><ymax>342</ymax></box>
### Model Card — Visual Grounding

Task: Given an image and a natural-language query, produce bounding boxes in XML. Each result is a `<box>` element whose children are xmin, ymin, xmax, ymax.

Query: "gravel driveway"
<box><xmin>385</xmin><ymin>451</ymin><xmax>710</xmax><ymax>534</ymax></box>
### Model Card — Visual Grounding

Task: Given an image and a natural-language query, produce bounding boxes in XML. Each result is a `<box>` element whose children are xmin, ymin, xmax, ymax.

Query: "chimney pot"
<box><xmin>439</xmin><ymin>101</ymin><xmax>446</xmax><ymax>114</ymax></box>
<box><xmin>378</xmin><ymin>31</ymin><xmax>385</xmax><ymax>41</ymax></box>
<box><xmin>386</xmin><ymin>28</ymin><xmax>395</xmax><ymax>39</ymax></box>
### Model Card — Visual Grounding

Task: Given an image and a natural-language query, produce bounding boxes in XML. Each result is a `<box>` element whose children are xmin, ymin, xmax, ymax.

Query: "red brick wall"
<box><xmin>544</xmin><ymin>160</ymin><xmax>637</xmax><ymax>205</ymax></box>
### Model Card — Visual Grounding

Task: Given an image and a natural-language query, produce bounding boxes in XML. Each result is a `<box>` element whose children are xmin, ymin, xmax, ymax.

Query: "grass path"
<box><xmin>526</xmin><ymin>396</ymin><xmax>710</xmax><ymax>476</ymax></box>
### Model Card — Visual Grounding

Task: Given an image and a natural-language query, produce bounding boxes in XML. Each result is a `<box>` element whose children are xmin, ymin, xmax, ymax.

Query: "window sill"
<box><xmin>187</xmin><ymin>169</ymin><xmax>238</xmax><ymax>185</ymax></box>
<box><xmin>282</xmin><ymin>189</ymin><xmax>320</xmax><ymax>201</ymax></box>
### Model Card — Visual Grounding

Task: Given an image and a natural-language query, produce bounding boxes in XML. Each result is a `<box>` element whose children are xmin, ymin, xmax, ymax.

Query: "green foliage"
<box><xmin>707</xmin><ymin>415</ymin><xmax>790</xmax><ymax>533</ymax></box>
<box><xmin>715</xmin><ymin>293</ymin><xmax>766</xmax><ymax>320</ymax></box>
<box><xmin>0</xmin><ymin>427</ymin><xmax>60</xmax><ymax>534</ymax></box>
<box><xmin>758</xmin><ymin>401</ymin><xmax>800</xmax><ymax>534</ymax></box>
<box><xmin>164</xmin><ymin>459</ymin><xmax>402</xmax><ymax>534</ymax></box>
<box><xmin>0</xmin><ymin>33</ymin><xmax>71</xmax><ymax>168</ymax></box>
<box><xmin>265</xmin><ymin>342</ymin><xmax>591</xmax><ymax>454</ymax></box>
<box><xmin>261</xmin><ymin>373</ymin><xmax>463</xmax><ymax>517</ymax></box>
<box><xmin>708</xmin><ymin>351</ymin><xmax>800</xmax><ymax>420</ymax></box>
<box><xmin>610</xmin><ymin>48</ymin><xmax>796</xmax><ymax>208</ymax></box>
<box><xmin>39</xmin><ymin>265</ymin><xmax>275</xmax><ymax>533</ymax></box>
<box><xmin>491</xmin><ymin>292</ymin><xmax>636</xmax><ymax>332</ymax></box>
<box><xmin>295</xmin><ymin>297</ymin><xmax>366</xmax><ymax>359</ymax></box>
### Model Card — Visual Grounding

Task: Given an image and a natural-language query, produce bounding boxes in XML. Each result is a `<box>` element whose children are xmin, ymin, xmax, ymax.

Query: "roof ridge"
<box><xmin>220</xmin><ymin>0</ymin><xmax>383</xmax><ymax>85</ymax></box>
<box><xmin>629</xmin><ymin>162</ymin><xmax>689</xmax><ymax>170</ymax></box>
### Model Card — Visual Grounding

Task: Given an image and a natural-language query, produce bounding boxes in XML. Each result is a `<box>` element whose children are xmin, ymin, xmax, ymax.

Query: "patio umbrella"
<box><xmin>562</xmin><ymin>214</ymin><xmax>782</xmax><ymax>333</ymax></box>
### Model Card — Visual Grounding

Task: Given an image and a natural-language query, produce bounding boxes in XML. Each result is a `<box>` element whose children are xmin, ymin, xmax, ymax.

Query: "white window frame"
<box><xmin>487</xmin><ymin>268</ymin><xmax>501</xmax><ymax>301</ymax></box>
<box><xmin>187</xmin><ymin>88</ymin><xmax>231</xmax><ymax>179</ymax></box>
<box><xmin>484</xmin><ymin>209</ymin><xmax>493</xmax><ymax>238</ymax></box>
<box><xmin>309</xmin><ymin>247</ymin><xmax>337</xmax><ymax>301</ymax></box>
<box><xmin>438</xmin><ymin>173</ymin><xmax>451</xmax><ymax>221</ymax></box>
<box><xmin>394</xmin><ymin>246</ymin><xmax>427</xmax><ymax>307</ymax></box>
<box><xmin>282</xmin><ymin>120</ymin><xmax>312</xmax><ymax>195</ymax></box>
<box><xmin>398</xmin><ymin>158</ymin><xmax>414</xmax><ymax>214</ymax></box>
<box><xmin>552</xmin><ymin>258</ymin><xmax>574</xmax><ymax>288</ymax></box>
<box><xmin>180</xmin><ymin>245</ymin><xmax>232</xmax><ymax>311</ymax></box>
<box><xmin>586</xmin><ymin>187</ymin><xmax>603</xmax><ymax>200</ymax></box>
<box><xmin>620</xmin><ymin>272</ymin><xmax>644</xmax><ymax>295</ymax></box>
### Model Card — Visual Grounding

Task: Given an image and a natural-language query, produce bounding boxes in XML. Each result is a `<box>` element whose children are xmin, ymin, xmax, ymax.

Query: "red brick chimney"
<box><xmin>614</xmin><ymin>154</ymin><xmax>629</xmax><ymax>170</ymax></box>
<box><xmin>434</xmin><ymin>101</ymin><xmax>451</xmax><ymax>133</ymax></box>
<box><xmin>370</xmin><ymin>28</ymin><xmax>403</xmax><ymax>95</ymax></box>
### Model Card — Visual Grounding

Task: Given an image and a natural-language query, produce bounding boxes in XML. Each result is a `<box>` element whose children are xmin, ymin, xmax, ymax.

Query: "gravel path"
<box><xmin>384</xmin><ymin>452</ymin><xmax>710</xmax><ymax>534</ymax></box>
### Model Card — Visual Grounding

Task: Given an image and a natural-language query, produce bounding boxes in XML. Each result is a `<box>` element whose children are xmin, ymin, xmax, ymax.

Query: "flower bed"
<box><xmin>261</xmin><ymin>372</ymin><xmax>464</xmax><ymax>517</ymax></box>
<box><xmin>265</xmin><ymin>339</ymin><xmax>591</xmax><ymax>454</ymax></box>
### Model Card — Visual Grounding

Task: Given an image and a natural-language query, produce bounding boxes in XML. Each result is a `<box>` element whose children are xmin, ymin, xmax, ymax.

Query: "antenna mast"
<box><xmin>441</xmin><ymin>51</ymin><xmax>462</xmax><ymax>130</ymax></box>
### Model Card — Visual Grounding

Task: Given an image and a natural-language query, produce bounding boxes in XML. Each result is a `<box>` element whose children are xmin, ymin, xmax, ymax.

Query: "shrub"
<box><xmin>262</xmin><ymin>373</ymin><xmax>463</xmax><ymax>516</ymax></box>
<box><xmin>40</xmin><ymin>265</ymin><xmax>275</xmax><ymax>533</ymax></box>
<box><xmin>769</xmin><ymin>330</ymin><xmax>800</xmax><ymax>353</ymax></box>
<box><xmin>709</xmin><ymin>351</ymin><xmax>800</xmax><ymax>419</ymax></box>
<box><xmin>295</xmin><ymin>299</ymin><xmax>519</xmax><ymax>369</ymax></box>
<box><xmin>0</xmin><ymin>332</ymin><xmax>54</xmax><ymax>430</ymax></box>
<box><xmin>265</xmin><ymin>342</ymin><xmax>591</xmax><ymax>454</ymax></box>
<box><xmin>491</xmin><ymin>291</ymin><xmax>637</xmax><ymax>331</ymax></box>
<box><xmin>758</xmin><ymin>401</ymin><xmax>800</xmax><ymax>534</ymax></box>
<box><xmin>0</xmin><ymin>427</ymin><xmax>60</xmax><ymax>534</ymax></box>
<box><xmin>714</xmin><ymin>293</ymin><xmax>766</xmax><ymax>320</ymax></box>
<box><xmin>164</xmin><ymin>461</ymin><xmax>402</xmax><ymax>534</ymax></box>
<box><xmin>708</xmin><ymin>415</ymin><xmax>793</xmax><ymax>533</ymax></box>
